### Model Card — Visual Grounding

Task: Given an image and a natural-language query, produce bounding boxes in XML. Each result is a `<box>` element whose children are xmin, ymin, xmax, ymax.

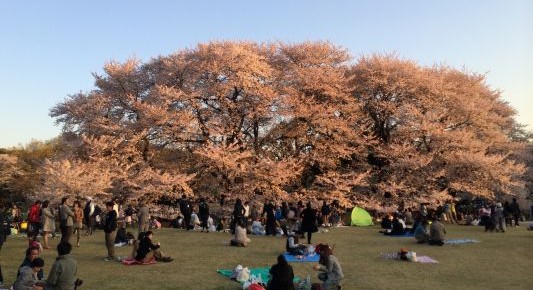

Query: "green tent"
<box><xmin>350</xmin><ymin>207</ymin><xmax>373</xmax><ymax>226</ymax></box>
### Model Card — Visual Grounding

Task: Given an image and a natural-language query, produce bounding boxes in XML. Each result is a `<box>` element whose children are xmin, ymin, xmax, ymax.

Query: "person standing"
<box><xmin>59</xmin><ymin>197</ymin><xmax>74</xmax><ymax>244</ymax></box>
<box><xmin>137</xmin><ymin>200</ymin><xmax>150</xmax><ymax>235</ymax></box>
<box><xmin>243</xmin><ymin>201</ymin><xmax>250</xmax><ymax>229</ymax></box>
<box><xmin>320</xmin><ymin>200</ymin><xmax>331</xmax><ymax>227</ymax></box>
<box><xmin>300</xmin><ymin>202</ymin><xmax>319</xmax><ymax>244</ymax></box>
<box><xmin>179</xmin><ymin>195</ymin><xmax>192</xmax><ymax>230</ymax></box>
<box><xmin>267</xmin><ymin>254</ymin><xmax>295</xmax><ymax>290</ymax></box>
<box><xmin>232</xmin><ymin>198</ymin><xmax>245</xmax><ymax>233</ymax></box>
<box><xmin>47</xmin><ymin>242</ymin><xmax>77</xmax><ymax>290</ymax></box>
<box><xmin>73</xmin><ymin>201</ymin><xmax>84</xmax><ymax>247</ymax></box>
<box><xmin>41</xmin><ymin>200</ymin><xmax>55</xmax><ymax>249</ymax></box>
<box><xmin>27</xmin><ymin>200</ymin><xmax>42</xmax><ymax>241</ymax></box>
<box><xmin>124</xmin><ymin>205</ymin><xmax>134</xmax><ymax>228</ymax></box>
<box><xmin>263</xmin><ymin>200</ymin><xmax>276</xmax><ymax>236</ymax></box>
<box><xmin>83</xmin><ymin>197</ymin><xmax>95</xmax><ymax>235</ymax></box>
<box><xmin>198</xmin><ymin>198</ymin><xmax>210</xmax><ymax>233</ymax></box>
<box><xmin>494</xmin><ymin>202</ymin><xmax>506</xmax><ymax>233</ymax></box>
<box><xmin>103</xmin><ymin>202</ymin><xmax>118</xmax><ymax>262</ymax></box>
<box><xmin>509</xmin><ymin>198</ymin><xmax>521</xmax><ymax>227</ymax></box>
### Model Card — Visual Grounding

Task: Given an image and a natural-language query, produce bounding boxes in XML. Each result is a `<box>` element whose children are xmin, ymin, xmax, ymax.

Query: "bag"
<box><xmin>236</xmin><ymin>267</ymin><xmax>250</xmax><ymax>282</ymax></box>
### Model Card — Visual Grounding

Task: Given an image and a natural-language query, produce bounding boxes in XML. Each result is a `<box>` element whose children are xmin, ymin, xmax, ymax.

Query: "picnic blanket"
<box><xmin>283</xmin><ymin>252</ymin><xmax>320</xmax><ymax>262</ymax></box>
<box><xmin>384</xmin><ymin>232</ymin><xmax>414</xmax><ymax>237</ymax></box>
<box><xmin>381</xmin><ymin>253</ymin><xmax>438</xmax><ymax>263</ymax></box>
<box><xmin>121</xmin><ymin>257</ymin><xmax>157</xmax><ymax>265</ymax></box>
<box><xmin>217</xmin><ymin>267</ymin><xmax>300</xmax><ymax>284</ymax></box>
<box><xmin>444</xmin><ymin>239</ymin><xmax>480</xmax><ymax>245</ymax></box>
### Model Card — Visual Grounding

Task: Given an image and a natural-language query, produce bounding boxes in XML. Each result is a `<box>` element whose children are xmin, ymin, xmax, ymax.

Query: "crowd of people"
<box><xmin>0</xmin><ymin>194</ymin><xmax>528</xmax><ymax>290</ymax></box>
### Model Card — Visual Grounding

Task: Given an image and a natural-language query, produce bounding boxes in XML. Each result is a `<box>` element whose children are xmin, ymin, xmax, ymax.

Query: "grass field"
<box><xmin>1</xmin><ymin>224</ymin><xmax>532</xmax><ymax>290</ymax></box>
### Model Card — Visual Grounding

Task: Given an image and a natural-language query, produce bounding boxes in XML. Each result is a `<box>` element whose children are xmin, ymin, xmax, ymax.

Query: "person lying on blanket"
<box><xmin>135</xmin><ymin>231</ymin><xmax>173</xmax><ymax>262</ymax></box>
<box><xmin>286</xmin><ymin>231</ymin><xmax>307</xmax><ymax>256</ymax></box>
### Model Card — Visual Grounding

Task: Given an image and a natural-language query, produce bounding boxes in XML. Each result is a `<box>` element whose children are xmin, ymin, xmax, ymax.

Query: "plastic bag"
<box><xmin>237</xmin><ymin>267</ymin><xmax>250</xmax><ymax>282</ymax></box>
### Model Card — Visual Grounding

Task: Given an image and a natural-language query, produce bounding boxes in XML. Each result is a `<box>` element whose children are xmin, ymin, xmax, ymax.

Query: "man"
<box><xmin>47</xmin><ymin>242</ymin><xmax>77</xmax><ymax>290</ymax></box>
<box><xmin>27</xmin><ymin>200</ymin><xmax>42</xmax><ymax>241</ymax></box>
<box><xmin>83</xmin><ymin>197</ymin><xmax>95</xmax><ymax>235</ymax></box>
<box><xmin>60</xmin><ymin>197</ymin><xmax>75</xmax><ymax>244</ymax></box>
<box><xmin>103</xmin><ymin>201</ymin><xmax>118</xmax><ymax>261</ymax></box>
<box><xmin>429</xmin><ymin>216</ymin><xmax>446</xmax><ymax>246</ymax></box>
<box><xmin>178</xmin><ymin>195</ymin><xmax>192</xmax><ymax>230</ymax></box>
<box><xmin>137</xmin><ymin>200</ymin><xmax>150</xmax><ymax>235</ymax></box>
<box><xmin>321</xmin><ymin>200</ymin><xmax>331</xmax><ymax>227</ymax></box>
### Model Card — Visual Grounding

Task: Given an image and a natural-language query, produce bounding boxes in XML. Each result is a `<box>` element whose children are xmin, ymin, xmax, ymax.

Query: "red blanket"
<box><xmin>121</xmin><ymin>257</ymin><xmax>157</xmax><ymax>265</ymax></box>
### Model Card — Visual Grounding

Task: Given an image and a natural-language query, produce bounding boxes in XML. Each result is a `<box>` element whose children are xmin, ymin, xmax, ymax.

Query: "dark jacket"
<box><xmin>300</xmin><ymin>208</ymin><xmax>318</xmax><ymax>233</ymax></box>
<box><xmin>135</xmin><ymin>236</ymin><xmax>160</xmax><ymax>261</ymax></box>
<box><xmin>0</xmin><ymin>211</ymin><xmax>5</xmax><ymax>246</ymax></box>
<box><xmin>179</xmin><ymin>198</ymin><xmax>191</xmax><ymax>216</ymax></box>
<box><xmin>103</xmin><ymin>210</ymin><xmax>117</xmax><ymax>233</ymax></box>
<box><xmin>268</xmin><ymin>262</ymin><xmax>295</xmax><ymax>290</ymax></box>
<box><xmin>198</xmin><ymin>202</ymin><xmax>209</xmax><ymax>217</ymax></box>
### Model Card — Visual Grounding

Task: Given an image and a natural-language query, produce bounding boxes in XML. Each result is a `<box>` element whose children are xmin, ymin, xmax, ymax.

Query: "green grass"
<box><xmin>1</xmin><ymin>225</ymin><xmax>532</xmax><ymax>290</ymax></box>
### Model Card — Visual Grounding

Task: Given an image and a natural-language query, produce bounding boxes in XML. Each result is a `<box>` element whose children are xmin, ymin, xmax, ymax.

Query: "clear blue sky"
<box><xmin>1</xmin><ymin>0</ymin><xmax>531</xmax><ymax>148</ymax></box>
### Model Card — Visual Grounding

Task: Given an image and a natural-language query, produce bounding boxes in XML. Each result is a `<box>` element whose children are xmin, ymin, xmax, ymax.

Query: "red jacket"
<box><xmin>28</xmin><ymin>204</ymin><xmax>41</xmax><ymax>223</ymax></box>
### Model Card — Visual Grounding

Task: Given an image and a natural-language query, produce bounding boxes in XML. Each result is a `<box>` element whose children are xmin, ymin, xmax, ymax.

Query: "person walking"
<box><xmin>59</xmin><ymin>197</ymin><xmax>74</xmax><ymax>244</ymax></box>
<box><xmin>103</xmin><ymin>202</ymin><xmax>118</xmax><ymax>262</ymax></box>
<box><xmin>178</xmin><ymin>195</ymin><xmax>192</xmax><ymax>230</ymax></box>
<box><xmin>41</xmin><ymin>200</ymin><xmax>55</xmax><ymax>249</ymax></box>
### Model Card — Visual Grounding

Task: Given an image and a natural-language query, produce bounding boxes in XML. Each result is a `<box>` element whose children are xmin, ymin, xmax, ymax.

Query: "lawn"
<box><xmin>1</xmin><ymin>224</ymin><xmax>532</xmax><ymax>290</ymax></box>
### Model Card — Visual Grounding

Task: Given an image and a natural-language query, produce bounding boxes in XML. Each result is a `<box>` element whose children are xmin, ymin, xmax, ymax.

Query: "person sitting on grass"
<box><xmin>13</xmin><ymin>257</ymin><xmax>46</xmax><ymax>290</ymax></box>
<box><xmin>429</xmin><ymin>216</ymin><xmax>446</xmax><ymax>246</ymax></box>
<box><xmin>135</xmin><ymin>231</ymin><xmax>173</xmax><ymax>263</ymax></box>
<box><xmin>47</xmin><ymin>242</ymin><xmax>78</xmax><ymax>290</ymax></box>
<box><xmin>313</xmin><ymin>244</ymin><xmax>344</xmax><ymax>290</ymax></box>
<box><xmin>286</xmin><ymin>231</ymin><xmax>307</xmax><ymax>256</ymax></box>
<box><xmin>18</xmin><ymin>246</ymin><xmax>44</xmax><ymax>281</ymax></box>
<box><xmin>268</xmin><ymin>254</ymin><xmax>295</xmax><ymax>290</ymax></box>
<box><xmin>230</xmin><ymin>220</ymin><xmax>250</xmax><ymax>247</ymax></box>
<box><xmin>414</xmin><ymin>220</ymin><xmax>429</xmax><ymax>244</ymax></box>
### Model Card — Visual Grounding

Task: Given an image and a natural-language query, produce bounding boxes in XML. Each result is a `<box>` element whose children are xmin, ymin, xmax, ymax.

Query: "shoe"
<box><xmin>77</xmin><ymin>242</ymin><xmax>80</xmax><ymax>247</ymax></box>
<box><xmin>104</xmin><ymin>257</ymin><xmax>114</xmax><ymax>262</ymax></box>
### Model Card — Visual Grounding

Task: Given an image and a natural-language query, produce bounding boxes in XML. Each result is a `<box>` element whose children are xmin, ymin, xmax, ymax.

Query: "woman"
<box><xmin>40</xmin><ymin>201</ymin><xmax>55</xmax><ymax>249</ymax></box>
<box><xmin>230</xmin><ymin>220</ymin><xmax>250</xmax><ymax>247</ymax></box>
<box><xmin>313</xmin><ymin>245</ymin><xmax>344</xmax><ymax>290</ymax></box>
<box><xmin>268</xmin><ymin>254</ymin><xmax>295</xmax><ymax>290</ymax></box>
<box><xmin>73</xmin><ymin>201</ymin><xmax>84</xmax><ymax>247</ymax></box>
<box><xmin>300</xmin><ymin>202</ymin><xmax>318</xmax><ymax>244</ymax></box>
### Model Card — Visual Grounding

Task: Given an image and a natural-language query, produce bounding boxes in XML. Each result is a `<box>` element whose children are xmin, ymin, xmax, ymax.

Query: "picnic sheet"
<box><xmin>122</xmin><ymin>257</ymin><xmax>157</xmax><ymax>265</ymax></box>
<box><xmin>283</xmin><ymin>252</ymin><xmax>320</xmax><ymax>262</ymax></box>
<box><xmin>217</xmin><ymin>267</ymin><xmax>300</xmax><ymax>284</ymax></box>
<box><xmin>384</xmin><ymin>232</ymin><xmax>414</xmax><ymax>237</ymax></box>
<box><xmin>444</xmin><ymin>239</ymin><xmax>480</xmax><ymax>245</ymax></box>
<box><xmin>381</xmin><ymin>253</ymin><xmax>438</xmax><ymax>263</ymax></box>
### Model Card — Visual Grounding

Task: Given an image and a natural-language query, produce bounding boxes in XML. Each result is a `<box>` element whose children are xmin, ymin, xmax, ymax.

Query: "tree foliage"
<box><xmin>33</xmin><ymin>41</ymin><xmax>529</xmax><ymax>208</ymax></box>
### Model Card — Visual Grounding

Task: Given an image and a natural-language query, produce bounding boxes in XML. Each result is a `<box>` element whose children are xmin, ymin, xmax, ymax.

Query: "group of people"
<box><xmin>11</xmin><ymin>241</ymin><xmax>80</xmax><ymax>290</ymax></box>
<box><xmin>267</xmin><ymin>244</ymin><xmax>344</xmax><ymax>290</ymax></box>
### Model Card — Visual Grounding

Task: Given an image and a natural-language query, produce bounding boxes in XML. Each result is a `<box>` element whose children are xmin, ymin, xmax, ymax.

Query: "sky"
<box><xmin>0</xmin><ymin>0</ymin><xmax>531</xmax><ymax>148</ymax></box>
